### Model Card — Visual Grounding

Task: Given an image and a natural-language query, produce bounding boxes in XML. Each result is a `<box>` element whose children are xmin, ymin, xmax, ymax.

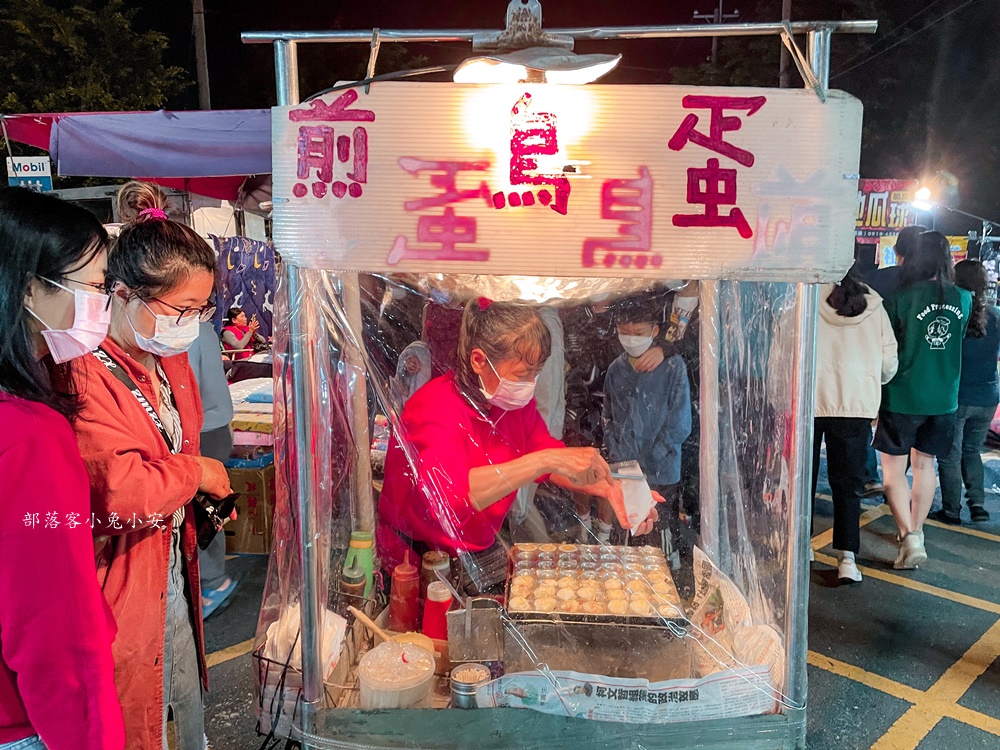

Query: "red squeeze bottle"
<box><xmin>388</xmin><ymin>551</ymin><xmax>421</xmax><ymax>633</ymax></box>
<box><xmin>421</xmin><ymin>581</ymin><xmax>453</xmax><ymax>640</ymax></box>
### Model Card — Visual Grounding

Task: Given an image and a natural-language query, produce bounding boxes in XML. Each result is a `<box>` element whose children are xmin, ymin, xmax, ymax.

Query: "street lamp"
<box><xmin>453</xmin><ymin>0</ymin><xmax>622</xmax><ymax>84</ymax></box>
<box><xmin>912</xmin><ymin>186</ymin><xmax>934</xmax><ymax>212</ymax></box>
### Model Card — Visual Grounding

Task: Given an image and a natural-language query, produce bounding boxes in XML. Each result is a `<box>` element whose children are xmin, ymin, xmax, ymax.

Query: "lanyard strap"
<box><xmin>92</xmin><ymin>348</ymin><xmax>175</xmax><ymax>453</ymax></box>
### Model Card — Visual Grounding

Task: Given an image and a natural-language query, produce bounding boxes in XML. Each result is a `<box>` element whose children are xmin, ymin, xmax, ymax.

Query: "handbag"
<box><xmin>93</xmin><ymin>348</ymin><xmax>235</xmax><ymax>549</ymax></box>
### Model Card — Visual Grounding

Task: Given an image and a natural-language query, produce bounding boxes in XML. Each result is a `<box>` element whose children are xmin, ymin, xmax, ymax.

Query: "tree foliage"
<box><xmin>1</xmin><ymin>0</ymin><xmax>189</xmax><ymax>113</ymax></box>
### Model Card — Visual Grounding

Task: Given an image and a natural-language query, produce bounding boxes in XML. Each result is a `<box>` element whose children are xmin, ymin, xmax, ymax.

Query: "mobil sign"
<box><xmin>6</xmin><ymin>156</ymin><xmax>53</xmax><ymax>192</ymax></box>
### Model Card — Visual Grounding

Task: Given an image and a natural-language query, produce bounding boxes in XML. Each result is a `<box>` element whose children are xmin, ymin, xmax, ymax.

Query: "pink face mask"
<box><xmin>25</xmin><ymin>279</ymin><xmax>111</xmax><ymax>363</ymax></box>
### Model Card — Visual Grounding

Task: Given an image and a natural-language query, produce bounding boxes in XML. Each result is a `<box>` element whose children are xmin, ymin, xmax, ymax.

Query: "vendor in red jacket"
<box><xmin>378</xmin><ymin>298</ymin><xmax>660</xmax><ymax>588</ymax></box>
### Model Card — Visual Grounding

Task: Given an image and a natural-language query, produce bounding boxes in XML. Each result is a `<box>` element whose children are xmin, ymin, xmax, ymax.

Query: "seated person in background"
<box><xmin>603</xmin><ymin>296</ymin><xmax>693</xmax><ymax>563</ymax></box>
<box><xmin>221</xmin><ymin>306</ymin><xmax>267</xmax><ymax>360</ymax></box>
<box><xmin>377</xmin><ymin>298</ymin><xmax>660</xmax><ymax>595</ymax></box>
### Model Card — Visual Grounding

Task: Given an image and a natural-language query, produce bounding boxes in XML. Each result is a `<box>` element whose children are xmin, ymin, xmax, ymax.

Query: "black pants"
<box><xmin>811</xmin><ymin>417</ymin><xmax>870</xmax><ymax>554</ymax></box>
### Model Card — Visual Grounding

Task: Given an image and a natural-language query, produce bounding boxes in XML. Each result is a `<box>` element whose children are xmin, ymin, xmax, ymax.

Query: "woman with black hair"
<box><xmin>812</xmin><ymin>273</ymin><xmax>897</xmax><ymax>584</ymax></box>
<box><xmin>875</xmin><ymin>231</ymin><xmax>971</xmax><ymax>569</ymax></box>
<box><xmin>0</xmin><ymin>188</ymin><xmax>124</xmax><ymax>750</ymax></box>
<box><xmin>67</xmin><ymin>182</ymin><xmax>232</xmax><ymax>750</ymax></box>
<box><xmin>221</xmin><ymin>306</ymin><xmax>267</xmax><ymax>360</ymax></box>
<box><xmin>934</xmin><ymin>260</ymin><xmax>1000</xmax><ymax>525</ymax></box>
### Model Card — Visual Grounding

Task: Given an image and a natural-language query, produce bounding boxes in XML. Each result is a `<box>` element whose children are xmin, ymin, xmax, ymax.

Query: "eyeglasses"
<box><xmin>142</xmin><ymin>297</ymin><xmax>217</xmax><ymax>325</ymax></box>
<box><xmin>61</xmin><ymin>278</ymin><xmax>110</xmax><ymax>295</ymax></box>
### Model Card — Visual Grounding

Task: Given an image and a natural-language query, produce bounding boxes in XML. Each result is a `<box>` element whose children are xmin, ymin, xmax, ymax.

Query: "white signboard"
<box><xmin>272</xmin><ymin>83</ymin><xmax>862</xmax><ymax>280</ymax></box>
<box><xmin>6</xmin><ymin>156</ymin><xmax>53</xmax><ymax>192</ymax></box>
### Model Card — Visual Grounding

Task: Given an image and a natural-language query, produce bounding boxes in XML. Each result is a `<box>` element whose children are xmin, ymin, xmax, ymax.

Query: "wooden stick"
<box><xmin>348</xmin><ymin>605</ymin><xmax>391</xmax><ymax>643</ymax></box>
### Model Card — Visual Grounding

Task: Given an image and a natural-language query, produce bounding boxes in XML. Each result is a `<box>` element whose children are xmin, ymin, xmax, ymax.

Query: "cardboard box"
<box><xmin>226</xmin><ymin>463</ymin><xmax>276</xmax><ymax>555</ymax></box>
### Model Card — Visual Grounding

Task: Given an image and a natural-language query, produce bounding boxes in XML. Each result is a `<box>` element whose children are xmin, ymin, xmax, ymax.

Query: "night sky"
<box><xmin>139</xmin><ymin>0</ymin><xmax>999</xmax><ymax>223</ymax></box>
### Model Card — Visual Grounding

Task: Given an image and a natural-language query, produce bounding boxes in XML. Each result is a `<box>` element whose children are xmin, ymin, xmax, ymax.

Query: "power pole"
<box><xmin>779</xmin><ymin>0</ymin><xmax>792</xmax><ymax>87</ymax></box>
<box><xmin>693</xmin><ymin>1</ymin><xmax>740</xmax><ymax>65</ymax></box>
<box><xmin>192</xmin><ymin>0</ymin><xmax>211</xmax><ymax>109</ymax></box>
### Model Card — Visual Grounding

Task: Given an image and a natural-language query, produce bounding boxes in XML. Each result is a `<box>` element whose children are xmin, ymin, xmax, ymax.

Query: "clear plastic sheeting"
<box><xmin>253</xmin><ymin>270</ymin><xmax>809</xmax><ymax>749</ymax></box>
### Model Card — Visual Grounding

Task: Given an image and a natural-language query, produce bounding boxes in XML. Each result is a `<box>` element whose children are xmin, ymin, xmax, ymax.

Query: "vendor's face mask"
<box><xmin>618</xmin><ymin>333</ymin><xmax>654</xmax><ymax>358</ymax></box>
<box><xmin>125</xmin><ymin>297</ymin><xmax>200</xmax><ymax>357</ymax></box>
<box><xmin>25</xmin><ymin>279</ymin><xmax>111</xmax><ymax>364</ymax></box>
<box><xmin>480</xmin><ymin>356</ymin><xmax>537</xmax><ymax>411</ymax></box>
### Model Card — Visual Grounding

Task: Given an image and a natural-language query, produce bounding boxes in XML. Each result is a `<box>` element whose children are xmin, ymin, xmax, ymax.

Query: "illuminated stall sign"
<box><xmin>855</xmin><ymin>178</ymin><xmax>919</xmax><ymax>245</ymax></box>
<box><xmin>273</xmin><ymin>83</ymin><xmax>863</xmax><ymax>281</ymax></box>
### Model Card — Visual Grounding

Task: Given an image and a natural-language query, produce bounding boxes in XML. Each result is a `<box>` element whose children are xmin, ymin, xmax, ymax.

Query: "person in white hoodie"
<box><xmin>812</xmin><ymin>274</ymin><xmax>898</xmax><ymax>583</ymax></box>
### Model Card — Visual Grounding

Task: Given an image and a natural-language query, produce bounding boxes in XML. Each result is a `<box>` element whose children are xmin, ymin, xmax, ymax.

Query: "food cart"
<box><xmin>245</xmin><ymin>7</ymin><xmax>875</xmax><ymax>749</ymax></box>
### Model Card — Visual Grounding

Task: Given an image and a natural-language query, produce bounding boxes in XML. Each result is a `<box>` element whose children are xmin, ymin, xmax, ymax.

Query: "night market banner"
<box><xmin>272</xmin><ymin>83</ymin><xmax>863</xmax><ymax>281</ymax></box>
<box><xmin>856</xmin><ymin>178</ymin><xmax>920</xmax><ymax>245</ymax></box>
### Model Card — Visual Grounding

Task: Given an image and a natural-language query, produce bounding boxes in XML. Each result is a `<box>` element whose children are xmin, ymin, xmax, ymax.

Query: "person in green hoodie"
<box><xmin>874</xmin><ymin>231</ymin><xmax>972</xmax><ymax>570</ymax></box>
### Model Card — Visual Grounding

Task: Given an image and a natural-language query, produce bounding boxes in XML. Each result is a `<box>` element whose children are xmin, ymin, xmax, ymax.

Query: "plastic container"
<box><xmin>339</xmin><ymin>562</ymin><xmax>367</xmax><ymax>616</ymax></box>
<box><xmin>388</xmin><ymin>551</ymin><xmax>421</xmax><ymax>633</ymax></box>
<box><xmin>358</xmin><ymin>641</ymin><xmax>435</xmax><ymax>709</ymax></box>
<box><xmin>420</xmin><ymin>551</ymin><xmax>451</xmax><ymax>602</ymax></box>
<box><xmin>345</xmin><ymin>531</ymin><xmax>375</xmax><ymax>597</ymax></box>
<box><xmin>450</xmin><ymin>663</ymin><xmax>491</xmax><ymax>709</ymax></box>
<box><xmin>422</xmin><ymin>581</ymin><xmax>453</xmax><ymax>640</ymax></box>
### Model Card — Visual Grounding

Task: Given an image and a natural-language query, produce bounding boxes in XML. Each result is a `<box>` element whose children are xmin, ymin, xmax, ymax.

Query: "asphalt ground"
<box><xmin>197</xmin><ymin>451</ymin><xmax>1000</xmax><ymax>749</ymax></box>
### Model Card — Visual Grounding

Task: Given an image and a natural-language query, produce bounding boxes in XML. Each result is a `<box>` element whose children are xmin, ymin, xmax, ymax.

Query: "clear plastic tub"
<box><xmin>358</xmin><ymin>641</ymin><xmax>435</xmax><ymax>709</ymax></box>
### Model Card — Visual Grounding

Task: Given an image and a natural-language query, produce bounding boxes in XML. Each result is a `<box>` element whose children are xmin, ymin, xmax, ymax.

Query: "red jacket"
<box><xmin>0</xmin><ymin>396</ymin><xmax>124</xmax><ymax>750</ymax></box>
<box><xmin>70</xmin><ymin>338</ymin><xmax>207</xmax><ymax>750</ymax></box>
<box><xmin>377</xmin><ymin>373</ymin><xmax>563</xmax><ymax>566</ymax></box>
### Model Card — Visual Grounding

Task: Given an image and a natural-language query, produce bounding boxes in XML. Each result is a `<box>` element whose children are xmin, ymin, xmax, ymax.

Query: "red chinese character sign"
<box><xmin>273</xmin><ymin>82</ymin><xmax>862</xmax><ymax>281</ymax></box>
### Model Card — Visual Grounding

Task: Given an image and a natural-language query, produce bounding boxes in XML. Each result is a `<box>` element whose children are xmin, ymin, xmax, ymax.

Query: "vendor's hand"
<box><xmin>544</xmin><ymin>447</ymin><xmax>613</xmax><ymax>486</ymax></box>
<box><xmin>634</xmin><ymin>345</ymin><xmax>665</xmax><ymax>373</ymax></box>
<box><xmin>595</xmin><ymin>486</ymin><xmax>665</xmax><ymax>534</ymax></box>
<box><xmin>196</xmin><ymin>456</ymin><xmax>233</xmax><ymax>500</ymax></box>
<box><xmin>632</xmin><ymin>495</ymin><xmax>665</xmax><ymax>536</ymax></box>
<box><xmin>248</xmin><ymin>318</ymin><xmax>261</xmax><ymax>334</ymax></box>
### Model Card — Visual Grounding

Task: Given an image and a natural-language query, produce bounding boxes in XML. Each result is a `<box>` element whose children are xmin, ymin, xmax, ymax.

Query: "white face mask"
<box><xmin>479</xmin><ymin>356</ymin><xmax>536</xmax><ymax>411</ymax></box>
<box><xmin>25</xmin><ymin>278</ymin><xmax>111</xmax><ymax>364</ymax></box>
<box><xmin>618</xmin><ymin>333</ymin><xmax>654</xmax><ymax>358</ymax></box>
<box><xmin>125</xmin><ymin>298</ymin><xmax>200</xmax><ymax>357</ymax></box>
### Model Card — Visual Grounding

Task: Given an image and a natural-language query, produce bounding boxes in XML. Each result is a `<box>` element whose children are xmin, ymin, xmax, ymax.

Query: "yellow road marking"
<box><xmin>923</xmin><ymin>619</ymin><xmax>1000</xmax><ymax>704</ymax></box>
<box><xmin>206</xmin><ymin>637</ymin><xmax>255</xmax><ymax>668</ymax></box>
<box><xmin>813</xmin><ymin>552</ymin><xmax>1000</xmax><ymax>615</ymax></box>
<box><xmin>811</xmin><ymin>629</ymin><xmax>1000</xmax><ymax>748</ymax></box>
<box><xmin>923</xmin><ymin>519</ymin><xmax>1000</xmax><ymax>545</ymax></box>
<box><xmin>871</xmin><ymin>706</ymin><xmax>941</xmax><ymax>750</ymax></box>
<box><xmin>870</xmin><ymin>620</ymin><xmax>1000</xmax><ymax>749</ymax></box>
<box><xmin>807</xmin><ymin>651</ymin><xmax>922</xmax><ymax>703</ymax></box>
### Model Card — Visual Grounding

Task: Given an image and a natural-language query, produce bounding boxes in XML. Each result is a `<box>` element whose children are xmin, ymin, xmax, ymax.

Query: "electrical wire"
<box><xmin>834</xmin><ymin>0</ymin><xmax>948</xmax><ymax>71</ymax></box>
<box><xmin>831</xmin><ymin>0</ymin><xmax>985</xmax><ymax>81</ymax></box>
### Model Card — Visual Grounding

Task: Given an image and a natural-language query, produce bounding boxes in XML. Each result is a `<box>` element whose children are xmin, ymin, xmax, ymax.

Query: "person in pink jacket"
<box><xmin>811</xmin><ymin>273</ymin><xmax>898</xmax><ymax>584</ymax></box>
<box><xmin>0</xmin><ymin>188</ymin><xmax>124</xmax><ymax>750</ymax></box>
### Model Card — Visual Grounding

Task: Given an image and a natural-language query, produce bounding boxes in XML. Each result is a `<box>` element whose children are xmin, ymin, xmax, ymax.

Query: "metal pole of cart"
<box><xmin>273</xmin><ymin>39</ymin><xmax>324</xmax><ymax>749</ymax></box>
<box><xmin>783</xmin><ymin>26</ymin><xmax>831</xmax><ymax>742</ymax></box>
<box><xmin>698</xmin><ymin>281</ymin><xmax>721</xmax><ymax>561</ymax></box>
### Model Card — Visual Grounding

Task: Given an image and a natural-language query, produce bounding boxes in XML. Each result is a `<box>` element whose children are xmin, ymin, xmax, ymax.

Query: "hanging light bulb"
<box><xmin>454</xmin><ymin>47</ymin><xmax>622</xmax><ymax>84</ymax></box>
<box><xmin>454</xmin><ymin>0</ymin><xmax>622</xmax><ymax>85</ymax></box>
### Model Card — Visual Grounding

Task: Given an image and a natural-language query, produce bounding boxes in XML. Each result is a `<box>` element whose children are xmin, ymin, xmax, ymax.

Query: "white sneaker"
<box><xmin>893</xmin><ymin>532</ymin><xmax>927</xmax><ymax>570</ymax></box>
<box><xmin>836</xmin><ymin>551</ymin><xmax>862</xmax><ymax>584</ymax></box>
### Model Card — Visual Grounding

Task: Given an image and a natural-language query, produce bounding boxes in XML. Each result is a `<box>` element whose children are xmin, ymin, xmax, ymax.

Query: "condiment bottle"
<box><xmin>422</xmin><ymin>581</ymin><xmax>453</xmax><ymax>640</ymax></box>
<box><xmin>420</xmin><ymin>551</ymin><xmax>451</xmax><ymax>602</ymax></box>
<box><xmin>339</xmin><ymin>562</ymin><xmax>366</xmax><ymax>616</ymax></box>
<box><xmin>345</xmin><ymin>531</ymin><xmax>375</xmax><ymax>597</ymax></box>
<box><xmin>388</xmin><ymin>552</ymin><xmax>420</xmax><ymax>633</ymax></box>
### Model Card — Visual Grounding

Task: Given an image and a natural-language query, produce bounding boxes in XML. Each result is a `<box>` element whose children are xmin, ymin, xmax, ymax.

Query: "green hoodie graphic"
<box><xmin>882</xmin><ymin>281</ymin><xmax>972</xmax><ymax>416</ymax></box>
